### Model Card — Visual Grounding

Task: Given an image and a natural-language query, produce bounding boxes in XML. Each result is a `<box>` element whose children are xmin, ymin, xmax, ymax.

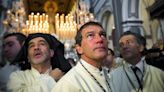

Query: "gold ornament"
<box><xmin>44</xmin><ymin>1</ymin><xmax>58</xmax><ymax>13</ymax></box>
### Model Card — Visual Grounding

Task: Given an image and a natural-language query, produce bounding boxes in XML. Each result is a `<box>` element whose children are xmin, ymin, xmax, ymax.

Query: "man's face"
<box><xmin>119</xmin><ymin>35</ymin><xmax>143</xmax><ymax>61</ymax></box>
<box><xmin>76</xmin><ymin>25</ymin><xmax>108</xmax><ymax>62</ymax></box>
<box><xmin>3</xmin><ymin>36</ymin><xmax>21</xmax><ymax>62</ymax></box>
<box><xmin>27</xmin><ymin>37</ymin><xmax>53</xmax><ymax>65</ymax></box>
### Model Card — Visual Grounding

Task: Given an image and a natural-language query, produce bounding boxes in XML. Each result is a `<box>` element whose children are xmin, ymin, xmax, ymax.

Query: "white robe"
<box><xmin>52</xmin><ymin>59</ymin><xmax>112</xmax><ymax>92</ymax></box>
<box><xmin>110</xmin><ymin>60</ymin><xmax>164</xmax><ymax>92</ymax></box>
<box><xmin>7</xmin><ymin>68</ymin><xmax>56</xmax><ymax>92</ymax></box>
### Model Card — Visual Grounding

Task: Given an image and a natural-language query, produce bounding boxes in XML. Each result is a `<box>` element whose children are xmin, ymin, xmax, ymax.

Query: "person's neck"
<box><xmin>126</xmin><ymin>56</ymin><xmax>142</xmax><ymax>65</ymax></box>
<box><xmin>32</xmin><ymin>62</ymin><xmax>51</xmax><ymax>74</ymax></box>
<box><xmin>81</xmin><ymin>56</ymin><xmax>102</xmax><ymax>69</ymax></box>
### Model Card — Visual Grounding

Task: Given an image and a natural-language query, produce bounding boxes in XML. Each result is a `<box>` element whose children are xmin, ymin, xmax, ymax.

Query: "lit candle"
<box><xmin>42</xmin><ymin>13</ymin><xmax>45</xmax><ymax>22</ymax></box>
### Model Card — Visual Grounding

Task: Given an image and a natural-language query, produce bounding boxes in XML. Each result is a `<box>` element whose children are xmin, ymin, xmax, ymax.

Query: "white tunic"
<box><xmin>7</xmin><ymin>68</ymin><xmax>56</xmax><ymax>92</ymax></box>
<box><xmin>110</xmin><ymin>59</ymin><xmax>164</xmax><ymax>92</ymax></box>
<box><xmin>52</xmin><ymin>59</ymin><xmax>112</xmax><ymax>92</ymax></box>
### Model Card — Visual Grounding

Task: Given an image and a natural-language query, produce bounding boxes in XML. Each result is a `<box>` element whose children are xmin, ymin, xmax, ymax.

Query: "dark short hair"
<box><xmin>119</xmin><ymin>31</ymin><xmax>145</xmax><ymax>46</ymax></box>
<box><xmin>75</xmin><ymin>21</ymin><xmax>104</xmax><ymax>45</ymax></box>
<box><xmin>4</xmin><ymin>32</ymin><xmax>26</xmax><ymax>45</ymax></box>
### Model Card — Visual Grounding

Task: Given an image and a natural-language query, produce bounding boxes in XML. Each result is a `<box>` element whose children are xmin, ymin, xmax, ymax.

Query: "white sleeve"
<box><xmin>51</xmin><ymin>79</ymin><xmax>80</xmax><ymax>92</ymax></box>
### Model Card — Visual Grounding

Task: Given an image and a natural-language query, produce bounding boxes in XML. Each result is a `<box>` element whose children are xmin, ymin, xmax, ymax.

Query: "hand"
<box><xmin>49</xmin><ymin>68</ymin><xmax>64</xmax><ymax>81</ymax></box>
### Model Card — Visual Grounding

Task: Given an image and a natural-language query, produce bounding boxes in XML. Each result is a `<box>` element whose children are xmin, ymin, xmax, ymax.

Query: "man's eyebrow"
<box><xmin>86</xmin><ymin>30</ymin><xmax>94</xmax><ymax>33</ymax></box>
<box><xmin>3</xmin><ymin>41</ymin><xmax>13</xmax><ymax>47</ymax></box>
<box><xmin>38</xmin><ymin>40</ymin><xmax>47</xmax><ymax>43</ymax></box>
<box><xmin>28</xmin><ymin>41</ymin><xmax>34</xmax><ymax>46</ymax></box>
<box><xmin>5</xmin><ymin>41</ymin><xmax>13</xmax><ymax>44</ymax></box>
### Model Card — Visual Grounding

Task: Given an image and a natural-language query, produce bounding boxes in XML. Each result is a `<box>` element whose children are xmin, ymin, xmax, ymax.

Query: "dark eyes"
<box><xmin>86</xmin><ymin>33</ymin><xmax>94</xmax><ymax>38</ymax></box>
<box><xmin>28</xmin><ymin>44</ymin><xmax>34</xmax><ymax>48</ymax></box>
<box><xmin>3</xmin><ymin>42</ymin><xmax>14</xmax><ymax>48</ymax></box>
<box><xmin>119</xmin><ymin>40</ymin><xmax>134</xmax><ymax>48</ymax></box>
<box><xmin>8</xmin><ymin>43</ymin><xmax>14</xmax><ymax>47</ymax></box>
<box><xmin>86</xmin><ymin>32</ymin><xmax>106</xmax><ymax>39</ymax></box>
<box><xmin>100</xmin><ymin>32</ymin><xmax>106</xmax><ymax>37</ymax></box>
<box><xmin>28</xmin><ymin>42</ymin><xmax>46</xmax><ymax>48</ymax></box>
<box><xmin>39</xmin><ymin>42</ymin><xmax>46</xmax><ymax>46</ymax></box>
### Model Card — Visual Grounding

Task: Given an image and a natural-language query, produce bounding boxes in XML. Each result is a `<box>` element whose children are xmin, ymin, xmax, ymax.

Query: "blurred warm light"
<box><xmin>22</xmin><ymin>13</ymin><xmax>50</xmax><ymax>35</ymax></box>
<box><xmin>22</xmin><ymin>0</ymin><xmax>94</xmax><ymax>43</ymax></box>
<box><xmin>55</xmin><ymin>13</ymin><xmax>77</xmax><ymax>42</ymax></box>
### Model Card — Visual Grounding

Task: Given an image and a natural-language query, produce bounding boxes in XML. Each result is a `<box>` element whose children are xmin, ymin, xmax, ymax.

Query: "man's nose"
<box><xmin>121</xmin><ymin>43</ymin><xmax>130</xmax><ymax>49</ymax></box>
<box><xmin>34</xmin><ymin>45</ymin><xmax>40</xmax><ymax>50</ymax></box>
<box><xmin>96</xmin><ymin>34</ymin><xmax>104</xmax><ymax>43</ymax></box>
<box><xmin>4</xmin><ymin>46</ymin><xmax>9</xmax><ymax>52</ymax></box>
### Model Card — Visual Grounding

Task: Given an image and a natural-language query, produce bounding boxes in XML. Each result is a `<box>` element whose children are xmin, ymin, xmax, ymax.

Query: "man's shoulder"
<box><xmin>56</xmin><ymin>63</ymin><xmax>84</xmax><ymax>84</ymax></box>
<box><xmin>10</xmin><ymin>69</ymin><xmax>32</xmax><ymax>78</ymax></box>
<box><xmin>52</xmin><ymin>67</ymin><xmax>80</xmax><ymax>92</ymax></box>
<box><xmin>147</xmin><ymin>64</ymin><xmax>163</xmax><ymax>73</ymax></box>
<box><xmin>59</xmin><ymin>66</ymin><xmax>79</xmax><ymax>80</ymax></box>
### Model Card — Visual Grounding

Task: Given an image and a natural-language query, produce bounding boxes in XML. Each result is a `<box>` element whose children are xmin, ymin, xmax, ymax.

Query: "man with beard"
<box><xmin>52</xmin><ymin>21</ymin><xmax>112</xmax><ymax>92</ymax></box>
<box><xmin>7</xmin><ymin>33</ymin><xmax>71</xmax><ymax>92</ymax></box>
<box><xmin>110</xmin><ymin>31</ymin><xmax>164</xmax><ymax>92</ymax></box>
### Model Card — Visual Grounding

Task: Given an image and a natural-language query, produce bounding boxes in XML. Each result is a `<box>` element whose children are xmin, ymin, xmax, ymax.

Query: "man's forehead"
<box><xmin>4</xmin><ymin>36</ymin><xmax>17</xmax><ymax>44</ymax></box>
<box><xmin>5</xmin><ymin>36</ymin><xmax>17</xmax><ymax>41</ymax></box>
<box><xmin>28</xmin><ymin>37</ymin><xmax>47</xmax><ymax>43</ymax></box>
<box><xmin>84</xmin><ymin>25</ymin><xmax>102</xmax><ymax>29</ymax></box>
<box><xmin>119</xmin><ymin>35</ymin><xmax>136</xmax><ymax>42</ymax></box>
<box><xmin>82</xmin><ymin>25</ymin><xmax>103</xmax><ymax>33</ymax></box>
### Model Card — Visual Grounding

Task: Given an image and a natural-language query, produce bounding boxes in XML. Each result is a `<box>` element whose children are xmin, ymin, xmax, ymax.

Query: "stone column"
<box><xmin>112</xmin><ymin>0</ymin><xmax>123</xmax><ymax>56</ymax></box>
<box><xmin>122</xmin><ymin>0</ymin><xmax>144</xmax><ymax>34</ymax></box>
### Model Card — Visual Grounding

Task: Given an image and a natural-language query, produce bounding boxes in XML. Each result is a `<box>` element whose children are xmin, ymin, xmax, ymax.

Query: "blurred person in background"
<box><xmin>67</xmin><ymin>58</ymin><xmax>77</xmax><ymax>67</ymax></box>
<box><xmin>0</xmin><ymin>32</ymin><xmax>26</xmax><ymax>91</ymax></box>
<box><xmin>102</xmin><ymin>48</ymin><xmax>120</xmax><ymax>72</ymax></box>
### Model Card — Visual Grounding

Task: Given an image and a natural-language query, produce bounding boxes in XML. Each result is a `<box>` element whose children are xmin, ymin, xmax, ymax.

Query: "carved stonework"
<box><xmin>128</xmin><ymin>0</ymin><xmax>139</xmax><ymax>18</ymax></box>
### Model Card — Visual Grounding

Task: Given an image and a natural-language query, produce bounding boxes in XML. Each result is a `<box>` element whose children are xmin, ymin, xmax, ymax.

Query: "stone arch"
<box><xmin>101</xmin><ymin>11</ymin><xmax>111</xmax><ymax>32</ymax></box>
<box><xmin>99</xmin><ymin>9</ymin><xmax>115</xmax><ymax>49</ymax></box>
<box><xmin>97</xmin><ymin>5</ymin><xmax>112</xmax><ymax>22</ymax></box>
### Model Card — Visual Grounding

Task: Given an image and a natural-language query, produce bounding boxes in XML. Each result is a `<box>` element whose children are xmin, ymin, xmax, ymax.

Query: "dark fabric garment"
<box><xmin>12</xmin><ymin>33</ymin><xmax>71</xmax><ymax>72</ymax></box>
<box><xmin>145</xmin><ymin>48</ymin><xmax>164</xmax><ymax>71</ymax></box>
<box><xmin>146</xmin><ymin>56</ymin><xmax>164</xmax><ymax>71</ymax></box>
<box><xmin>131</xmin><ymin>66</ymin><xmax>143</xmax><ymax>91</ymax></box>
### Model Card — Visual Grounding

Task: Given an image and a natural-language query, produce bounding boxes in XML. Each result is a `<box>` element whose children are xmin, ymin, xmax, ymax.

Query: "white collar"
<box><xmin>31</xmin><ymin>66</ymin><xmax>52</xmax><ymax>77</ymax></box>
<box><xmin>135</xmin><ymin>57</ymin><xmax>145</xmax><ymax>73</ymax></box>
<box><xmin>128</xmin><ymin>57</ymin><xmax>145</xmax><ymax>74</ymax></box>
<box><xmin>80</xmin><ymin>59</ymin><xmax>102</xmax><ymax>73</ymax></box>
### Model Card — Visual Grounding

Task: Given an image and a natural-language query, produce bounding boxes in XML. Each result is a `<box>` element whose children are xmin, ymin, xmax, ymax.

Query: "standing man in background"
<box><xmin>110</xmin><ymin>31</ymin><xmax>164</xmax><ymax>92</ymax></box>
<box><xmin>2</xmin><ymin>32</ymin><xmax>26</xmax><ymax>64</ymax></box>
<box><xmin>102</xmin><ymin>48</ymin><xmax>121</xmax><ymax>72</ymax></box>
<box><xmin>0</xmin><ymin>32</ymin><xmax>26</xmax><ymax>91</ymax></box>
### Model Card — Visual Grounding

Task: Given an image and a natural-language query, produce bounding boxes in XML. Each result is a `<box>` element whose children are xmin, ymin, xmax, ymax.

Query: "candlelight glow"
<box><xmin>22</xmin><ymin>13</ymin><xmax>50</xmax><ymax>35</ymax></box>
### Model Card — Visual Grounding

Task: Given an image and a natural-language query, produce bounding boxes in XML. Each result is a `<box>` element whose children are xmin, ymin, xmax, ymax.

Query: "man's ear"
<box><xmin>50</xmin><ymin>49</ymin><xmax>54</xmax><ymax>57</ymax></box>
<box><xmin>75</xmin><ymin>44</ymin><xmax>83</xmax><ymax>54</ymax></box>
<box><xmin>139</xmin><ymin>45</ymin><xmax>144</xmax><ymax>52</ymax></box>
